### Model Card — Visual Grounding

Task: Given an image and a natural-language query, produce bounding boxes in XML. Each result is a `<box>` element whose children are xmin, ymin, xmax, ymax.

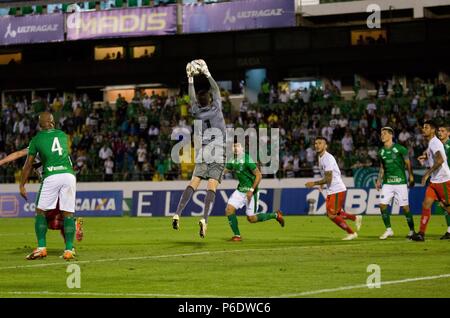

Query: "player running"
<box><xmin>412</xmin><ymin>120</ymin><xmax>450</xmax><ymax>242</ymax></box>
<box><xmin>224</xmin><ymin>142</ymin><xmax>284</xmax><ymax>241</ymax></box>
<box><xmin>436</xmin><ymin>123</ymin><xmax>450</xmax><ymax>239</ymax></box>
<box><xmin>375</xmin><ymin>127</ymin><xmax>416</xmax><ymax>240</ymax></box>
<box><xmin>305</xmin><ymin>137</ymin><xmax>362</xmax><ymax>240</ymax></box>
<box><xmin>20</xmin><ymin>112</ymin><xmax>78</xmax><ymax>260</ymax></box>
<box><xmin>172</xmin><ymin>59</ymin><xmax>226</xmax><ymax>238</ymax></box>
<box><xmin>0</xmin><ymin>148</ymin><xmax>83</xmax><ymax>242</ymax></box>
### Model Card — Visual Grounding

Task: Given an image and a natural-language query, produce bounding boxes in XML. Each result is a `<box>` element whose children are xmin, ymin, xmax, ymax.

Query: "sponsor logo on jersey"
<box><xmin>47</xmin><ymin>166</ymin><xmax>67</xmax><ymax>172</ymax></box>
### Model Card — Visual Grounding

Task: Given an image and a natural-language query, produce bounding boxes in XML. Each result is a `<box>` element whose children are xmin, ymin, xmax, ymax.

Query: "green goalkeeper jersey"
<box><xmin>226</xmin><ymin>153</ymin><xmax>258</xmax><ymax>193</ymax></box>
<box><xmin>378</xmin><ymin>143</ymin><xmax>408</xmax><ymax>185</ymax></box>
<box><xmin>28</xmin><ymin>129</ymin><xmax>74</xmax><ymax>180</ymax></box>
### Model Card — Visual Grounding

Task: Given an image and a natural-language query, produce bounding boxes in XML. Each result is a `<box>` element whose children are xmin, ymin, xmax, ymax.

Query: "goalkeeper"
<box><xmin>171</xmin><ymin>59</ymin><xmax>226</xmax><ymax>238</ymax></box>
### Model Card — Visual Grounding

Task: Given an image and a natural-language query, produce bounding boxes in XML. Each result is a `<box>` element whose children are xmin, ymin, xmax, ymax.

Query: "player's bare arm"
<box><xmin>0</xmin><ymin>148</ymin><xmax>28</xmax><ymax>166</ymax></box>
<box><xmin>247</xmin><ymin>167</ymin><xmax>262</xmax><ymax>203</ymax></box>
<box><xmin>306</xmin><ymin>171</ymin><xmax>332</xmax><ymax>188</ymax></box>
<box><xmin>417</xmin><ymin>151</ymin><xmax>427</xmax><ymax>165</ymax></box>
<box><xmin>376</xmin><ymin>165</ymin><xmax>384</xmax><ymax>190</ymax></box>
<box><xmin>19</xmin><ymin>154</ymin><xmax>35</xmax><ymax>200</ymax></box>
<box><xmin>404</xmin><ymin>158</ymin><xmax>415</xmax><ymax>187</ymax></box>
<box><xmin>422</xmin><ymin>150</ymin><xmax>444</xmax><ymax>185</ymax></box>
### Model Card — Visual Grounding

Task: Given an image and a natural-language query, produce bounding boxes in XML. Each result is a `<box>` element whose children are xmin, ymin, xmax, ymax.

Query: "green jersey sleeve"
<box><xmin>399</xmin><ymin>145</ymin><xmax>408</xmax><ymax>159</ymax></box>
<box><xmin>28</xmin><ymin>138</ymin><xmax>37</xmax><ymax>157</ymax></box>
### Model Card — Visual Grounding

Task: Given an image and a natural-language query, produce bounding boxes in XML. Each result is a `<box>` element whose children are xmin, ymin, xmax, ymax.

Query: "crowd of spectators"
<box><xmin>1</xmin><ymin>0</ymin><xmax>231</xmax><ymax>17</ymax></box>
<box><xmin>0</xmin><ymin>77</ymin><xmax>449</xmax><ymax>183</ymax></box>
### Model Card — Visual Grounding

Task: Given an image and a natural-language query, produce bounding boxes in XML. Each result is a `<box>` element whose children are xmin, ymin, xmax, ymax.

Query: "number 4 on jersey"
<box><xmin>52</xmin><ymin>137</ymin><xmax>63</xmax><ymax>156</ymax></box>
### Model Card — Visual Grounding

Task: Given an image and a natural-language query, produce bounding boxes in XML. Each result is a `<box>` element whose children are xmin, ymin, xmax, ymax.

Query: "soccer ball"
<box><xmin>191</xmin><ymin>59</ymin><xmax>207</xmax><ymax>73</ymax></box>
<box><xmin>186</xmin><ymin>62</ymin><xmax>200</xmax><ymax>77</ymax></box>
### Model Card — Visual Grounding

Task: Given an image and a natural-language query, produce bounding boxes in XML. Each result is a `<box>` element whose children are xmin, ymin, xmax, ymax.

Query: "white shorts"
<box><xmin>380</xmin><ymin>184</ymin><xmax>409</xmax><ymax>206</ymax></box>
<box><xmin>36</xmin><ymin>173</ymin><xmax>76</xmax><ymax>213</ymax></box>
<box><xmin>227</xmin><ymin>190</ymin><xmax>259</xmax><ymax>216</ymax></box>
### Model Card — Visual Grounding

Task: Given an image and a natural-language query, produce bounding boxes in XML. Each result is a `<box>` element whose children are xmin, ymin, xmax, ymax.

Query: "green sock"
<box><xmin>64</xmin><ymin>216</ymin><xmax>75</xmax><ymax>251</ymax></box>
<box><xmin>35</xmin><ymin>214</ymin><xmax>48</xmax><ymax>248</ymax></box>
<box><xmin>446</xmin><ymin>213</ymin><xmax>450</xmax><ymax>227</ymax></box>
<box><xmin>227</xmin><ymin>214</ymin><xmax>240</xmax><ymax>236</ymax></box>
<box><xmin>403</xmin><ymin>210</ymin><xmax>415</xmax><ymax>231</ymax></box>
<box><xmin>380</xmin><ymin>206</ymin><xmax>391</xmax><ymax>228</ymax></box>
<box><xmin>256</xmin><ymin>212</ymin><xmax>276</xmax><ymax>222</ymax></box>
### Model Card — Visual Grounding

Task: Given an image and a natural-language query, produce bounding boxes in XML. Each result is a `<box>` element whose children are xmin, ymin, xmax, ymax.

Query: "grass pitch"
<box><xmin>0</xmin><ymin>215</ymin><xmax>449</xmax><ymax>298</ymax></box>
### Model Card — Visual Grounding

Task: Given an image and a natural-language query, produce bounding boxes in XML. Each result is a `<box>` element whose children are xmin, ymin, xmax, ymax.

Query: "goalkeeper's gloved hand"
<box><xmin>193</xmin><ymin>59</ymin><xmax>211</xmax><ymax>78</ymax></box>
<box><xmin>186</xmin><ymin>62</ymin><xmax>195</xmax><ymax>83</ymax></box>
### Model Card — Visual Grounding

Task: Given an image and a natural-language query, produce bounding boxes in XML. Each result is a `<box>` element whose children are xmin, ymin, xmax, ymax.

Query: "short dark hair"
<box><xmin>424</xmin><ymin>120</ymin><xmax>437</xmax><ymax>129</ymax></box>
<box><xmin>381</xmin><ymin>126</ymin><xmax>394</xmax><ymax>135</ymax></box>
<box><xmin>315</xmin><ymin>136</ymin><xmax>328</xmax><ymax>144</ymax></box>
<box><xmin>436</xmin><ymin>119</ymin><xmax>450</xmax><ymax>131</ymax></box>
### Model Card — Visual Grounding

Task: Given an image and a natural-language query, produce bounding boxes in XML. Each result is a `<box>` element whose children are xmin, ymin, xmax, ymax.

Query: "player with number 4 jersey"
<box><xmin>20</xmin><ymin>112</ymin><xmax>77</xmax><ymax>260</ymax></box>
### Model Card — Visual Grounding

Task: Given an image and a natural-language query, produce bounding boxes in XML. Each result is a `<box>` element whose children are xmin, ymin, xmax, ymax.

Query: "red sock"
<box><xmin>331</xmin><ymin>215</ymin><xmax>354</xmax><ymax>234</ymax></box>
<box><xmin>339</xmin><ymin>210</ymin><xmax>356</xmax><ymax>221</ymax></box>
<box><xmin>419</xmin><ymin>208</ymin><xmax>431</xmax><ymax>234</ymax></box>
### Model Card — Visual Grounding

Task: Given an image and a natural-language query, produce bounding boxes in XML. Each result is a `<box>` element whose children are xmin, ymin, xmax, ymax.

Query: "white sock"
<box><xmin>447</xmin><ymin>226</ymin><xmax>450</xmax><ymax>233</ymax></box>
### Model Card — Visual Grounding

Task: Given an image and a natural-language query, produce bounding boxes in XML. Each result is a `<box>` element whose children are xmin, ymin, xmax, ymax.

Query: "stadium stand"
<box><xmin>1</xmin><ymin>77</ymin><xmax>448</xmax><ymax>183</ymax></box>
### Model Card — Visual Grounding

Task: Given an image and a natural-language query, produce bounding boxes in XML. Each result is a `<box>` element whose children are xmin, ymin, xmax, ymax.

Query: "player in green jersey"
<box><xmin>20</xmin><ymin>112</ymin><xmax>77</xmax><ymax>260</ymax></box>
<box><xmin>224</xmin><ymin>143</ymin><xmax>284</xmax><ymax>241</ymax></box>
<box><xmin>375</xmin><ymin>127</ymin><xmax>415</xmax><ymax>240</ymax></box>
<box><xmin>437</xmin><ymin>123</ymin><xmax>450</xmax><ymax>239</ymax></box>
<box><xmin>0</xmin><ymin>148</ymin><xmax>83</xmax><ymax>242</ymax></box>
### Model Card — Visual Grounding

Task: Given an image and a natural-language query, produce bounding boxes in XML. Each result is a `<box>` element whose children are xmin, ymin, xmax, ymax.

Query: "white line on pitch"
<box><xmin>0</xmin><ymin>240</ymin><xmax>405</xmax><ymax>271</ymax></box>
<box><xmin>4</xmin><ymin>291</ymin><xmax>222</xmax><ymax>298</ymax></box>
<box><xmin>4</xmin><ymin>273</ymin><xmax>450</xmax><ymax>298</ymax></box>
<box><xmin>276</xmin><ymin>273</ymin><xmax>450</xmax><ymax>297</ymax></box>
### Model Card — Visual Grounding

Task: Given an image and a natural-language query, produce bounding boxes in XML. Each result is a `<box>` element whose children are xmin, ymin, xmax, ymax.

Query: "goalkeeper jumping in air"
<box><xmin>172</xmin><ymin>59</ymin><xmax>226</xmax><ymax>238</ymax></box>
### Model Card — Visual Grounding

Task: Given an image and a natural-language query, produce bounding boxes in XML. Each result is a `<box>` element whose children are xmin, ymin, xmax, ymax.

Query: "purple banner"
<box><xmin>67</xmin><ymin>6</ymin><xmax>177</xmax><ymax>40</ymax></box>
<box><xmin>0</xmin><ymin>14</ymin><xmax>64</xmax><ymax>46</ymax></box>
<box><xmin>183</xmin><ymin>0</ymin><xmax>296</xmax><ymax>34</ymax></box>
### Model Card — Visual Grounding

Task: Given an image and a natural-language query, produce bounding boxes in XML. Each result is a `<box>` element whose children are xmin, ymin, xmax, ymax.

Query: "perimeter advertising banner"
<box><xmin>183</xmin><ymin>0</ymin><xmax>296</xmax><ymax>34</ymax></box>
<box><xmin>0</xmin><ymin>14</ymin><xmax>64</xmax><ymax>45</ymax></box>
<box><xmin>66</xmin><ymin>6</ymin><xmax>177</xmax><ymax>40</ymax></box>
<box><xmin>280</xmin><ymin>188</ymin><xmax>427</xmax><ymax>215</ymax></box>
<box><xmin>0</xmin><ymin>191</ymin><xmax>123</xmax><ymax>217</ymax></box>
<box><xmin>132</xmin><ymin>189</ymin><xmax>274</xmax><ymax>216</ymax></box>
<box><xmin>132</xmin><ymin>188</ymin><xmax>431</xmax><ymax>216</ymax></box>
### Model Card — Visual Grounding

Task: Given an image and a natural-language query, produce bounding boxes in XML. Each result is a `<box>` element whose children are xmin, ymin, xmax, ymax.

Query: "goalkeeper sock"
<box><xmin>402</xmin><ymin>209</ymin><xmax>415</xmax><ymax>232</ymax></box>
<box><xmin>175</xmin><ymin>186</ymin><xmax>194</xmax><ymax>216</ymax></box>
<box><xmin>35</xmin><ymin>214</ymin><xmax>48</xmax><ymax>248</ymax></box>
<box><xmin>64</xmin><ymin>216</ymin><xmax>75</xmax><ymax>251</ymax></box>
<box><xmin>380</xmin><ymin>206</ymin><xmax>391</xmax><ymax>229</ymax></box>
<box><xmin>227</xmin><ymin>214</ymin><xmax>240</xmax><ymax>236</ymax></box>
<box><xmin>256</xmin><ymin>212</ymin><xmax>276</xmax><ymax>222</ymax></box>
<box><xmin>203</xmin><ymin>190</ymin><xmax>216</xmax><ymax>223</ymax></box>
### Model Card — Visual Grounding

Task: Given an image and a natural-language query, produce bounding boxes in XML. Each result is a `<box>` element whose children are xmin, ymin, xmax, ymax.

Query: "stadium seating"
<box><xmin>0</xmin><ymin>80</ymin><xmax>448</xmax><ymax>183</ymax></box>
